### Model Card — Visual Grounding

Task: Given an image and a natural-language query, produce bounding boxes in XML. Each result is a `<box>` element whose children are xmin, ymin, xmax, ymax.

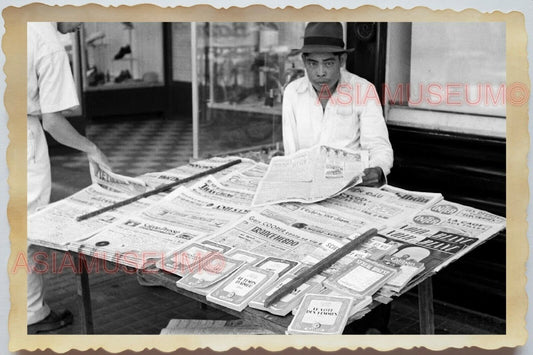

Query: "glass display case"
<box><xmin>78</xmin><ymin>22</ymin><xmax>168</xmax><ymax>120</ymax></box>
<box><xmin>193</xmin><ymin>22</ymin><xmax>306</xmax><ymax>158</ymax></box>
<box><xmin>81</xmin><ymin>22</ymin><xmax>164</xmax><ymax>90</ymax></box>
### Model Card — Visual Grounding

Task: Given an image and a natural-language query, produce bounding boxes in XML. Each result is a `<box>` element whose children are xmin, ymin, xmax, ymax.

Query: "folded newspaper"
<box><xmin>252</xmin><ymin>145</ymin><xmax>368</xmax><ymax>206</ymax></box>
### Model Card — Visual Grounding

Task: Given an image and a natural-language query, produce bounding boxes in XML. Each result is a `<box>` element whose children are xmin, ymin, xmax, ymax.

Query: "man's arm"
<box><xmin>359</xmin><ymin>82</ymin><xmax>394</xmax><ymax>186</ymax></box>
<box><xmin>42</xmin><ymin>112</ymin><xmax>110</xmax><ymax>169</ymax></box>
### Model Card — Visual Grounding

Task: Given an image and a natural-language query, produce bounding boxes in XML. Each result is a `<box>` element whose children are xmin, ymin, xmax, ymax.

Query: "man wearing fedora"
<box><xmin>282</xmin><ymin>22</ymin><xmax>393</xmax><ymax>187</ymax></box>
<box><xmin>282</xmin><ymin>22</ymin><xmax>393</xmax><ymax>333</ymax></box>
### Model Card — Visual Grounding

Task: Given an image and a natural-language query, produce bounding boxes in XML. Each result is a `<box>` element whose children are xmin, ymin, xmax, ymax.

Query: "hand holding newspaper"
<box><xmin>90</xmin><ymin>161</ymin><xmax>148</xmax><ymax>195</ymax></box>
<box><xmin>252</xmin><ymin>145</ymin><xmax>369</xmax><ymax>206</ymax></box>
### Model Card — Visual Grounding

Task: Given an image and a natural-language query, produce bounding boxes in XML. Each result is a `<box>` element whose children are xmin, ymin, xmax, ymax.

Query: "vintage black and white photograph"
<box><xmin>4</xmin><ymin>4</ymin><xmax>528</xmax><ymax>352</ymax></box>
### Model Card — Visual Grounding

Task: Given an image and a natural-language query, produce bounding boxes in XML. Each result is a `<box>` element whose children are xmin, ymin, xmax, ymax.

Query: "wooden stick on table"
<box><xmin>76</xmin><ymin>159</ymin><xmax>242</xmax><ymax>222</ymax></box>
<box><xmin>263</xmin><ymin>227</ymin><xmax>378</xmax><ymax>308</ymax></box>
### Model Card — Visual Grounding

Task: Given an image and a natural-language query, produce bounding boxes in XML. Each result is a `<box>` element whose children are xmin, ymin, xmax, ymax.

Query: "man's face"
<box><xmin>303</xmin><ymin>52</ymin><xmax>346</xmax><ymax>93</ymax></box>
<box><xmin>57</xmin><ymin>22</ymin><xmax>82</xmax><ymax>34</ymax></box>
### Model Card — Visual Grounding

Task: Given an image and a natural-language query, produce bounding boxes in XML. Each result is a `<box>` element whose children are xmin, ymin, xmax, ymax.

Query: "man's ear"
<box><xmin>340</xmin><ymin>53</ymin><xmax>348</xmax><ymax>67</ymax></box>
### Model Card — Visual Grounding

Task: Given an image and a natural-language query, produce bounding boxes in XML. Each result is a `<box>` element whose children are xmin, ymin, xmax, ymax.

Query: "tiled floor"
<box><xmin>42</xmin><ymin>116</ymin><xmax>506</xmax><ymax>335</ymax></box>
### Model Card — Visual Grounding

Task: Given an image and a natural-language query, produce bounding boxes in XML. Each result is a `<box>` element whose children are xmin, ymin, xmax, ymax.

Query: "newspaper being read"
<box><xmin>200</xmin><ymin>211</ymin><xmax>326</xmax><ymax>261</ymax></box>
<box><xmin>252</xmin><ymin>145</ymin><xmax>368</xmax><ymax>206</ymax></box>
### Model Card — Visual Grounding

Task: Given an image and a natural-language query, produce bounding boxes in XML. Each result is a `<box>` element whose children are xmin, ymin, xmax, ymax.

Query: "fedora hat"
<box><xmin>300</xmin><ymin>22</ymin><xmax>354</xmax><ymax>54</ymax></box>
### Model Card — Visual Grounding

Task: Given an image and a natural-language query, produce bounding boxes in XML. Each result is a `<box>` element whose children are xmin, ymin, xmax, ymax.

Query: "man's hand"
<box><xmin>360</xmin><ymin>167</ymin><xmax>385</xmax><ymax>187</ymax></box>
<box><xmin>87</xmin><ymin>145</ymin><xmax>111</xmax><ymax>171</ymax></box>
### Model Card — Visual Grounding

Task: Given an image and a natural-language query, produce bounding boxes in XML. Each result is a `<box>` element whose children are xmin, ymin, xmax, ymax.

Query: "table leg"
<box><xmin>418</xmin><ymin>277</ymin><xmax>435</xmax><ymax>334</ymax></box>
<box><xmin>74</xmin><ymin>253</ymin><xmax>94</xmax><ymax>334</ymax></box>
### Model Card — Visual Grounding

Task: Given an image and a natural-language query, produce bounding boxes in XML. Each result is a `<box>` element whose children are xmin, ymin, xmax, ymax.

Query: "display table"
<box><xmin>29</xmin><ymin>156</ymin><xmax>504</xmax><ymax>336</ymax></box>
<box><xmin>66</xmin><ymin>251</ymin><xmax>435</xmax><ymax>335</ymax></box>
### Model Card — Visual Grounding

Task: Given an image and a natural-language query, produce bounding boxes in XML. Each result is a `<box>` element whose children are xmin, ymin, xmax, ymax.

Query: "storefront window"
<box><xmin>385</xmin><ymin>22</ymin><xmax>506</xmax><ymax>138</ymax></box>
<box><xmin>193</xmin><ymin>22</ymin><xmax>306</xmax><ymax>158</ymax></box>
<box><xmin>81</xmin><ymin>22</ymin><xmax>164</xmax><ymax>90</ymax></box>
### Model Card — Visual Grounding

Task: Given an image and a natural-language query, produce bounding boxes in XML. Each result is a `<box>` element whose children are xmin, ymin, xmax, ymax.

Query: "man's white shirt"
<box><xmin>282</xmin><ymin>69</ymin><xmax>393</xmax><ymax>176</ymax></box>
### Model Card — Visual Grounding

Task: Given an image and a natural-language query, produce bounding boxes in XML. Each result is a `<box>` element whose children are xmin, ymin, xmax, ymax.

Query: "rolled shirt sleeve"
<box><xmin>36</xmin><ymin>49</ymin><xmax>79</xmax><ymax>114</ymax></box>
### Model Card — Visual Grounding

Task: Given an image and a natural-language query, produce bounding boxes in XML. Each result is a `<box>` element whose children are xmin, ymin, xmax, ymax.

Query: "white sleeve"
<box><xmin>282</xmin><ymin>86</ymin><xmax>298</xmax><ymax>155</ymax></box>
<box><xmin>359</xmin><ymin>84</ymin><xmax>394</xmax><ymax>176</ymax></box>
<box><xmin>37</xmin><ymin>49</ymin><xmax>79</xmax><ymax>114</ymax></box>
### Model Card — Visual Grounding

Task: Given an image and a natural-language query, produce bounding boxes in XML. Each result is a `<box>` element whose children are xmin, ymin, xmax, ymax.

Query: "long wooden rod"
<box><xmin>76</xmin><ymin>159</ymin><xmax>242</xmax><ymax>222</ymax></box>
<box><xmin>263</xmin><ymin>228</ymin><xmax>378</xmax><ymax>308</ymax></box>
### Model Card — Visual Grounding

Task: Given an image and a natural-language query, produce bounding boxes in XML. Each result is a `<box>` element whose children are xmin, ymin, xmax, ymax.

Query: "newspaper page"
<box><xmin>187</xmin><ymin>177</ymin><xmax>255</xmax><ymax>207</ymax></box>
<box><xmin>318</xmin><ymin>185</ymin><xmax>441</xmax><ymax>228</ymax></box>
<box><xmin>380</xmin><ymin>200</ymin><xmax>506</xmax><ymax>273</ymax></box>
<box><xmin>139</xmin><ymin>156</ymin><xmax>256</xmax><ymax>189</ymax></box>
<box><xmin>240</xmin><ymin>162</ymin><xmax>269</xmax><ymax>178</ymax></box>
<box><xmin>28</xmin><ymin>184</ymin><xmax>154</xmax><ymax>250</ymax></box>
<box><xmin>218</xmin><ymin>171</ymin><xmax>261</xmax><ymax>193</ymax></box>
<box><xmin>217</xmin><ymin>162</ymin><xmax>269</xmax><ymax>192</ymax></box>
<box><xmin>70</xmin><ymin>215</ymin><xmax>204</xmax><ymax>268</ymax></box>
<box><xmin>378</xmin><ymin>185</ymin><xmax>443</xmax><ymax>211</ymax></box>
<box><xmin>183</xmin><ymin>156</ymin><xmax>256</xmax><ymax>179</ymax></box>
<box><xmin>135</xmin><ymin>186</ymin><xmax>251</xmax><ymax>234</ymax></box>
<box><xmin>69</xmin><ymin>182</ymin><xmax>252</xmax><ymax>268</ymax></box>
<box><xmin>200</xmin><ymin>211</ymin><xmax>327</xmax><ymax>261</ymax></box>
<box><xmin>374</xmin><ymin>238</ymin><xmax>474</xmax><ymax>302</ymax></box>
<box><xmin>258</xmin><ymin>202</ymin><xmax>379</xmax><ymax>243</ymax></box>
<box><xmin>252</xmin><ymin>145</ymin><xmax>368</xmax><ymax>206</ymax></box>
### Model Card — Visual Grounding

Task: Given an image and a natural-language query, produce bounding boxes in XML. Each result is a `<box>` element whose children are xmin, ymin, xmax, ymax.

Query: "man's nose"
<box><xmin>316</xmin><ymin>64</ymin><xmax>326</xmax><ymax>76</ymax></box>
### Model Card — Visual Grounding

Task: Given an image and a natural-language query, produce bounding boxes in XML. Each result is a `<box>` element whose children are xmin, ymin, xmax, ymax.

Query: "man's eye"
<box><xmin>325</xmin><ymin>62</ymin><xmax>335</xmax><ymax>68</ymax></box>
